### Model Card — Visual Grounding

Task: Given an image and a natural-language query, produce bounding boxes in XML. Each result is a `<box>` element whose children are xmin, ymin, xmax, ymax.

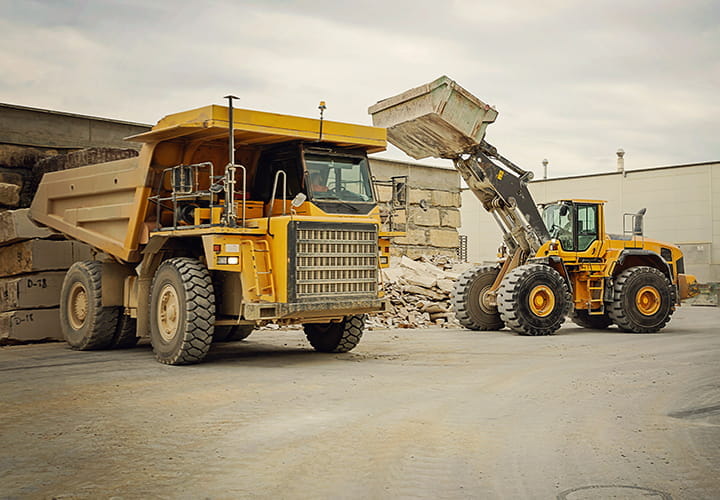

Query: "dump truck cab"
<box><xmin>31</xmin><ymin>103</ymin><xmax>398</xmax><ymax>364</ymax></box>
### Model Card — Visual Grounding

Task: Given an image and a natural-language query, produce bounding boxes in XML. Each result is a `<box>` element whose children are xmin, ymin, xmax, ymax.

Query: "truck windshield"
<box><xmin>305</xmin><ymin>154</ymin><xmax>374</xmax><ymax>203</ymax></box>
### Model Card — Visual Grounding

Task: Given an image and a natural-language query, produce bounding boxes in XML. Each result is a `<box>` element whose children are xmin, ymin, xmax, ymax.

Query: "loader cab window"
<box><xmin>543</xmin><ymin>202</ymin><xmax>575</xmax><ymax>251</ymax></box>
<box><xmin>576</xmin><ymin>204</ymin><xmax>598</xmax><ymax>252</ymax></box>
<box><xmin>304</xmin><ymin>152</ymin><xmax>375</xmax><ymax>212</ymax></box>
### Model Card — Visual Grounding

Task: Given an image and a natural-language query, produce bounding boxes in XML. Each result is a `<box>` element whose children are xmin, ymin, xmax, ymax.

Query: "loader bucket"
<box><xmin>368</xmin><ymin>76</ymin><xmax>498</xmax><ymax>160</ymax></box>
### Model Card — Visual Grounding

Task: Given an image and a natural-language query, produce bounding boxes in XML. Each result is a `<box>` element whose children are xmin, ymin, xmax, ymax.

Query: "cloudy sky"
<box><xmin>1</xmin><ymin>0</ymin><xmax>718</xmax><ymax>177</ymax></box>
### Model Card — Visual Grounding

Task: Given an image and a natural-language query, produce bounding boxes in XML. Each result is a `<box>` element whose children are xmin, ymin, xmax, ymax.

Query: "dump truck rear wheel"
<box><xmin>149</xmin><ymin>258</ymin><xmax>215</xmax><ymax>365</ymax></box>
<box><xmin>608</xmin><ymin>266</ymin><xmax>674</xmax><ymax>333</ymax></box>
<box><xmin>497</xmin><ymin>264</ymin><xmax>571</xmax><ymax>336</ymax></box>
<box><xmin>304</xmin><ymin>314</ymin><xmax>365</xmax><ymax>353</ymax></box>
<box><xmin>571</xmin><ymin>310</ymin><xmax>613</xmax><ymax>330</ymax></box>
<box><xmin>111</xmin><ymin>314</ymin><xmax>139</xmax><ymax>348</ymax></box>
<box><xmin>452</xmin><ymin>265</ymin><xmax>505</xmax><ymax>331</ymax></box>
<box><xmin>60</xmin><ymin>261</ymin><xmax>119</xmax><ymax>350</ymax></box>
<box><xmin>213</xmin><ymin>325</ymin><xmax>253</xmax><ymax>342</ymax></box>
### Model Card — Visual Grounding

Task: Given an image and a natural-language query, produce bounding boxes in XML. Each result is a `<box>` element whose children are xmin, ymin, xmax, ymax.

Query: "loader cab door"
<box><xmin>575</xmin><ymin>203</ymin><xmax>600</xmax><ymax>255</ymax></box>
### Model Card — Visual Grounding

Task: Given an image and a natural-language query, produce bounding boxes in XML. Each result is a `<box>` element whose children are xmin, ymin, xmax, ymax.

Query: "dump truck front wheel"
<box><xmin>452</xmin><ymin>265</ymin><xmax>504</xmax><ymax>331</ymax></box>
<box><xmin>149</xmin><ymin>258</ymin><xmax>215</xmax><ymax>365</ymax></box>
<box><xmin>304</xmin><ymin>315</ymin><xmax>365</xmax><ymax>353</ymax></box>
<box><xmin>571</xmin><ymin>310</ymin><xmax>613</xmax><ymax>330</ymax></box>
<box><xmin>60</xmin><ymin>261</ymin><xmax>119</xmax><ymax>350</ymax></box>
<box><xmin>213</xmin><ymin>325</ymin><xmax>253</xmax><ymax>342</ymax></box>
<box><xmin>608</xmin><ymin>266</ymin><xmax>674</xmax><ymax>333</ymax></box>
<box><xmin>497</xmin><ymin>264</ymin><xmax>571</xmax><ymax>336</ymax></box>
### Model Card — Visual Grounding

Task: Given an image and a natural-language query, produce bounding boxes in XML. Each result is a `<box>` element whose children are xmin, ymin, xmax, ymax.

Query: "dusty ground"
<box><xmin>0</xmin><ymin>306</ymin><xmax>718</xmax><ymax>500</ymax></box>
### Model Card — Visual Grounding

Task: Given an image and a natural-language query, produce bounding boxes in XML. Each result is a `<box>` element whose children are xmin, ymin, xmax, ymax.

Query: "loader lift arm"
<box><xmin>453</xmin><ymin>141</ymin><xmax>549</xmax><ymax>259</ymax></box>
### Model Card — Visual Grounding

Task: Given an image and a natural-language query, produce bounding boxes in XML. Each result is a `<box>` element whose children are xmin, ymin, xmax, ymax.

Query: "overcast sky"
<box><xmin>1</xmin><ymin>0</ymin><xmax>718</xmax><ymax>177</ymax></box>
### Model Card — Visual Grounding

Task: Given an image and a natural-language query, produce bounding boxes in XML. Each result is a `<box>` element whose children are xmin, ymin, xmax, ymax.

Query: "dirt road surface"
<box><xmin>1</xmin><ymin>306</ymin><xmax>718</xmax><ymax>499</ymax></box>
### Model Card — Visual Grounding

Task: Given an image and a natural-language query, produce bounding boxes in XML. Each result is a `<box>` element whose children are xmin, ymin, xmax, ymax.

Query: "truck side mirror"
<box><xmin>291</xmin><ymin>192</ymin><xmax>307</xmax><ymax>208</ymax></box>
<box><xmin>391</xmin><ymin>176</ymin><xmax>407</xmax><ymax>208</ymax></box>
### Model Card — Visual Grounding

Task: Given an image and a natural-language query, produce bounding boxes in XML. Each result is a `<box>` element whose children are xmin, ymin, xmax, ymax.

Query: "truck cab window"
<box><xmin>305</xmin><ymin>154</ymin><xmax>374</xmax><ymax>203</ymax></box>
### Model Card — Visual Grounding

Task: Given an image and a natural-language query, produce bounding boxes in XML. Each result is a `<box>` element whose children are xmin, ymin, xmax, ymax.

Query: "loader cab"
<box><xmin>541</xmin><ymin>200</ymin><xmax>605</xmax><ymax>256</ymax></box>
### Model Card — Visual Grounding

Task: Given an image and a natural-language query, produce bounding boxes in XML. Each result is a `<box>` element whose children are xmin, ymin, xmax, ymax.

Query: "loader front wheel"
<box><xmin>571</xmin><ymin>310</ymin><xmax>613</xmax><ymax>330</ymax></box>
<box><xmin>304</xmin><ymin>315</ymin><xmax>365</xmax><ymax>353</ymax></box>
<box><xmin>452</xmin><ymin>265</ymin><xmax>504</xmax><ymax>331</ymax></box>
<box><xmin>150</xmin><ymin>258</ymin><xmax>215</xmax><ymax>365</ymax></box>
<box><xmin>608</xmin><ymin>266</ymin><xmax>674</xmax><ymax>333</ymax></box>
<box><xmin>60</xmin><ymin>261</ymin><xmax>119</xmax><ymax>350</ymax></box>
<box><xmin>497</xmin><ymin>264</ymin><xmax>571</xmax><ymax>336</ymax></box>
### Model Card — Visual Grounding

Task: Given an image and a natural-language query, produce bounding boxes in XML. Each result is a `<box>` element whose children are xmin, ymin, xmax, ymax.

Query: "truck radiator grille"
<box><xmin>295</xmin><ymin>224</ymin><xmax>378</xmax><ymax>300</ymax></box>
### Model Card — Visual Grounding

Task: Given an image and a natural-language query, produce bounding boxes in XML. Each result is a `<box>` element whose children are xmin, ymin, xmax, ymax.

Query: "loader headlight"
<box><xmin>217</xmin><ymin>256</ymin><xmax>240</xmax><ymax>265</ymax></box>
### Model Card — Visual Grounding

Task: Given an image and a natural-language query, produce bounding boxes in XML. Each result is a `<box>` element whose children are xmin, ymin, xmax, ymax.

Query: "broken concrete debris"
<box><xmin>367</xmin><ymin>255</ymin><xmax>473</xmax><ymax>330</ymax></box>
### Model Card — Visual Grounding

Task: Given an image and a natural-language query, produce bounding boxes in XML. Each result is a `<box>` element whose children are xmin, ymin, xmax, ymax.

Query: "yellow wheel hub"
<box><xmin>636</xmin><ymin>286</ymin><xmax>661</xmax><ymax>316</ymax></box>
<box><xmin>529</xmin><ymin>285</ymin><xmax>555</xmax><ymax>317</ymax></box>
<box><xmin>157</xmin><ymin>284</ymin><xmax>181</xmax><ymax>341</ymax></box>
<box><xmin>67</xmin><ymin>282</ymin><xmax>88</xmax><ymax>330</ymax></box>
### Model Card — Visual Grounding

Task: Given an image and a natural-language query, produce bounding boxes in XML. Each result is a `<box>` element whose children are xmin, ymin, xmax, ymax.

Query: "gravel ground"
<box><xmin>0</xmin><ymin>306</ymin><xmax>718</xmax><ymax>499</ymax></box>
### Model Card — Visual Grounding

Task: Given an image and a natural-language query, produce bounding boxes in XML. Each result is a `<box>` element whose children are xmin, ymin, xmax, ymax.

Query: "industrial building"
<box><xmin>461</xmin><ymin>156</ymin><xmax>720</xmax><ymax>283</ymax></box>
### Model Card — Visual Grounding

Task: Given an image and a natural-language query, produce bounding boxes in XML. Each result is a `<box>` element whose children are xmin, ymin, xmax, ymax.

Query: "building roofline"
<box><xmin>0</xmin><ymin>102</ymin><xmax>151</xmax><ymax>128</ymax></box>
<box><xmin>534</xmin><ymin>160</ymin><xmax>719</xmax><ymax>183</ymax></box>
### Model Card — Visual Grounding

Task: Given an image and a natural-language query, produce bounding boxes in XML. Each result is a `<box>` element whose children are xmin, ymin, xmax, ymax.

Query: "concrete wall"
<box><xmin>0</xmin><ymin>103</ymin><xmax>150</xmax><ymax>150</ymax></box>
<box><xmin>369</xmin><ymin>157</ymin><xmax>461</xmax><ymax>258</ymax></box>
<box><xmin>461</xmin><ymin>162</ymin><xmax>720</xmax><ymax>282</ymax></box>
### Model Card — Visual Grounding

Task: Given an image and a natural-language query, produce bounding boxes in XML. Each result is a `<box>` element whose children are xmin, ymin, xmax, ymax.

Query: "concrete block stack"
<box><xmin>0</xmin><ymin>211</ymin><xmax>93</xmax><ymax>344</ymax></box>
<box><xmin>0</xmin><ymin>144</ymin><xmax>57</xmax><ymax>208</ymax></box>
<box><xmin>368</xmin><ymin>255</ymin><xmax>474</xmax><ymax>330</ymax></box>
<box><xmin>0</xmin><ymin>147</ymin><xmax>139</xmax><ymax>344</ymax></box>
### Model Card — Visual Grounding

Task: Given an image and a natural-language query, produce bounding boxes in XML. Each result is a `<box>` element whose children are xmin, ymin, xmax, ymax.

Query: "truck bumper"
<box><xmin>242</xmin><ymin>298</ymin><xmax>389</xmax><ymax>321</ymax></box>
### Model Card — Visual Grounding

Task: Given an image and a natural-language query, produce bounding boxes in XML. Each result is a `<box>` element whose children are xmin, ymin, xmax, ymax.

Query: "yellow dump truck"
<box><xmin>31</xmin><ymin>100</ymin><xmax>401</xmax><ymax>364</ymax></box>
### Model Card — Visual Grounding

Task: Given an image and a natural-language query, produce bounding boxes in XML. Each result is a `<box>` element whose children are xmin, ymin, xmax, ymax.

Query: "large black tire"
<box><xmin>304</xmin><ymin>315</ymin><xmax>365</xmax><ymax>353</ymax></box>
<box><xmin>111</xmin><ymin>314</ymin><xmax>139</xmax><ymax>348</ymax></box>
<box><xmin>213</xmin><ymin>324</ymin><xmax>253</xmax><ymax>343</ymax></box>
<box><xmin>497</xmin><ymin>264</ymin><xmax>572</xmax><ymax>336</ymax></box>
<box><xmin>571</xmin><ymin>310</ymin><xmax>613</xmax><ymax>330</ymax></box>
<box><xmin>608</xmin><ymin>266</ymin><xmax>674</xmax><ymax>333</ymax></box>
<box><xmin>60</xmin><ymin>261</ymin><xmax>119</xmax><ymax>350</ymax></box>
<box><xmin>149</xmin><ymin>258</ymin><xmax>215</xmax><ymax>365</ymax></box>
<box><xmin>452</xmin><ymin>265</ymin><xmax>504</xmax><ymax>331</ymax></box>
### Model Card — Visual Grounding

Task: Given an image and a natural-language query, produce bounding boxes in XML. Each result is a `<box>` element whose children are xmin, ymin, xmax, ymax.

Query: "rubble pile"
<box><xmin>367</xmin><ymin>255</ymin><xmax>474</xmax><ymax>330</ymax></box>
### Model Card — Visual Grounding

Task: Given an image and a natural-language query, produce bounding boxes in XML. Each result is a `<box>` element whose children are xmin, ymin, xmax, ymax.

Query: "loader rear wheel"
<box><xmin>608</xmin><ymin>266</ymin><xmax>674</xmax><ymax>333</ymax></box>
<box><xmin>213</xmin><ymin>325</ymin><xmax>253</xmax><ymax>342</ymax></box>
<box><xmin>497</xmin><ymin>264</ymin><xmax>571</xmax><ymax>336</ymax></box>
<box><xmin>452</xmin><ymin>265</ymin><xmax>504</xmax><ymax>331</ymax></box>
<box><xmin>304</xmin><ymin>315</ymin><xmax>365</xmax><ymax>353</ymax></box>
<box><xmin>60</xmin><ymin>261</ymin><xmax>119</xmax><ymax>350</ymax></box>
<box><xmin>150</xmin><ymin>258</ymin><xmax>215</xmax><ymax>365</ymax></box>
<box><xmin>571</xmin><ymin>310</ymin><xmax>613</xmax><ymax>330</ymax></box>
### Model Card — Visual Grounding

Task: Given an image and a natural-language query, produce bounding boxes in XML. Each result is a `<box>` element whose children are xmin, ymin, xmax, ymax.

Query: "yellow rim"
<box><xmin>157</xmin><ymin>284</ymin><xmax>180</xmax><ymax>341</ymax></box>
<box><xmin>67</xmin><ymin>282</ymin><xmax>88</xmax><ymax>330</ymax></box>
<box><xmin>529</xmin><ymin>285</ymin><xmax>555</xmax><ymax>317</ymax></box>
<box><xmin>635</xmin><ymin>286</ymin><xmax>661</xmax><ymax>316</ymax></box>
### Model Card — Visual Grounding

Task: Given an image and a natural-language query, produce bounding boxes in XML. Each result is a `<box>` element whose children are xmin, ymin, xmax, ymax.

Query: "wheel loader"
<box><xmin>369</xmin><ymin>76</ymin><xmax>699</xmax><ymax>335</ymax></box>
<box><xmin>31</xmin><ymin>98</ymin><xmax>405</xmax><ymax>364</ymax></box>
